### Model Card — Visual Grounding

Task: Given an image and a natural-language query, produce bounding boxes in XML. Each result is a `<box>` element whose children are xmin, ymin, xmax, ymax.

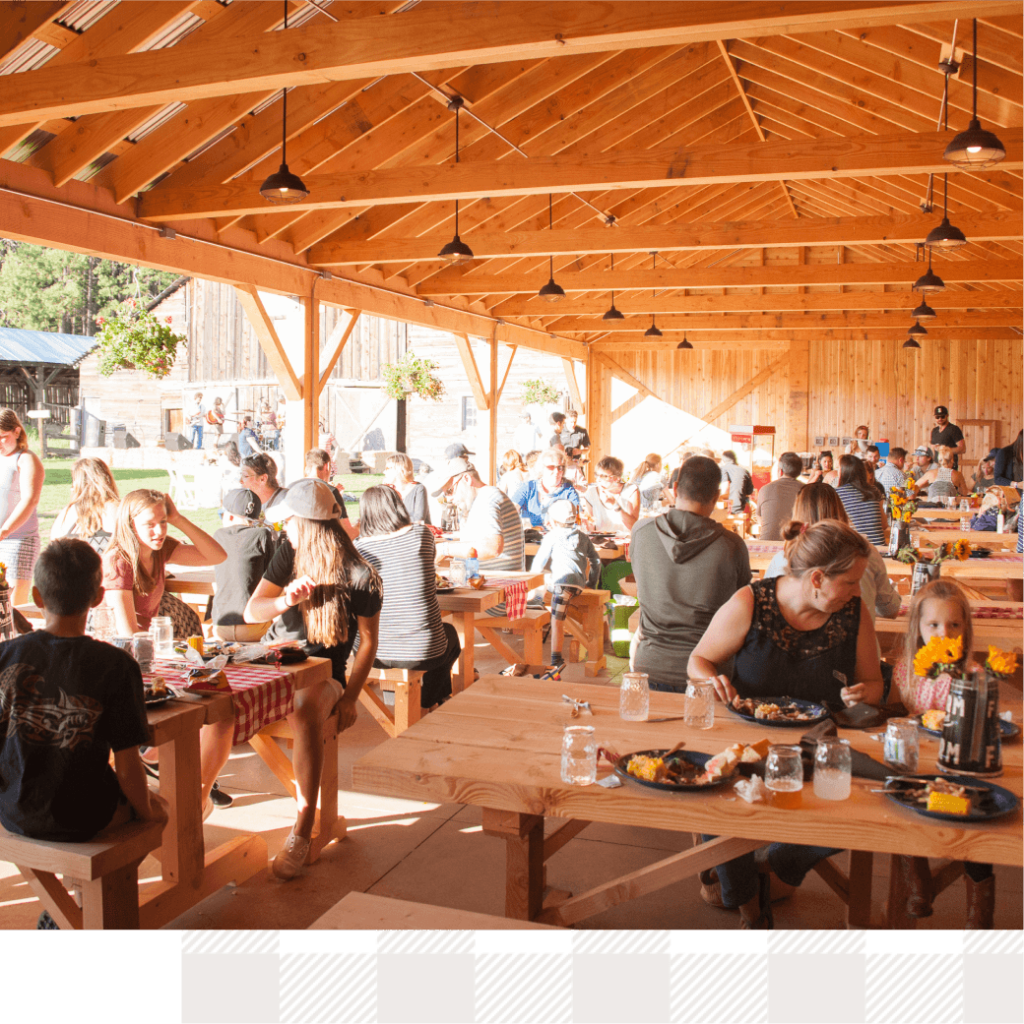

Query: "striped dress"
<box><xmin>355</xmin><ymin>524</ymin><xmax>446</xmax><ymax>663</ymax></box>
<box><xmin>835</xmin><ymin>484</ymin><xmax>886</xmax><ymax>545</ymax></box>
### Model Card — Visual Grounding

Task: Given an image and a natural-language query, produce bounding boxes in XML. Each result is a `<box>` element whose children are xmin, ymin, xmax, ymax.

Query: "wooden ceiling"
<box><xmin>1</xmin><ymin>0</ymin><xmax>1022</xmax><ymax>357</ymax></box>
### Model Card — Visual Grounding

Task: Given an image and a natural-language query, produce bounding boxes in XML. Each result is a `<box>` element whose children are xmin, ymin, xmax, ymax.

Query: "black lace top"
<box><xmin>732</xmin><ymin>577</ymin><xmax>861</xmax><ymax>705</ymax></box>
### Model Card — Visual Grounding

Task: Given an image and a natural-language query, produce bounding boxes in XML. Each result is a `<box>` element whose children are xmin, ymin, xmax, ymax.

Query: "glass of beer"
<box><xmin>765</xmin><ymin>745</ymin><xmax>804</xmax><ymax>809</ymax></box>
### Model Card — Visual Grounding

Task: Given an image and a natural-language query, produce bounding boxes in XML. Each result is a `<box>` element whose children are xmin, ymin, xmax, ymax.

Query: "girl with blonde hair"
<box><xmin>384</xmin><ymin>452</ymin><xmax>430</xmax><ymax>524</ymax></box>
<box><xmin>916</xmin><ymin>445</ymin><xmax>968</xmax><ymax>500</ymax></box>
<box><xmin>51</xmin><ymin>457</ymin><xmax>120</xmax><ymax>550</ymax></box>
<box><xmin>0</xmin><ymin>407</ymin><xmax>45</xmax><ymax>604</ymax></box>
<box><xmin>497</xmin><ymin>449</ymin><xmax>528</xmax><ymax>496</ymax></box>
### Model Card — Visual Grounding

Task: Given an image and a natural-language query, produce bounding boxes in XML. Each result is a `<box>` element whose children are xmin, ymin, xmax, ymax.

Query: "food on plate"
<box><xmin>435</xmin><ymin>574</ymin><xmax>453</xmax><ymax>589</ymax></box>
<box><xmin>145</xmin><ymin>676</ymin><xmax>168</xmax><ymax>701</ymax></box>
<box><xmin>927</xmin><ymin>790</ymin><xmax>971</xmax><ymax>815</ymax></box>
<box><xmin>731</xmin><ymin>696</ymin><xmax>821</xmax><ymax>721</ymax></box>
<box><xmin>705</xmin><ymin>746</ymin><xmax>740</xmax><ymax>779</ymax></box>
<box><xmin>754</xmin><ymin>703</ymin><xmax>781</xmax><ymax>720</ymax></box>
<box><xmin>626</xmin><ymin>754</ymin><xmax>665</xmax><ymax>782</ymax></box>
<box><xmin>921</xmin><ymin>709</ymin><xmax>946</xmax><ymax>731</ymax></box>
<box><xmin>741</xmin><ymin>738</ymin><xmax>771</xmax><ymax>761</ymax></box>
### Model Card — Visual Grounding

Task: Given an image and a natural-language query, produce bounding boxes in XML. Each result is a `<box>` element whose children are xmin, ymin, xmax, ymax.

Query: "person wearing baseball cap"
<box><xmin>909</xmin><ymin>445</ymin><xmax>935</xmax><ymax>482</ymax></box>
<box><xmin>930</xmin><ymin>406</ymin><xmax>965</xmax><ymax>470</ymax></box>
<box><xmin>243</xmin><ymin>476</ymin><xmax>383</xmax><ymax>880</ymax></box>
<box><xmin>444</xmin><ymin>442</ymin><xmax>474</xmax><ymax>461</ymax></box>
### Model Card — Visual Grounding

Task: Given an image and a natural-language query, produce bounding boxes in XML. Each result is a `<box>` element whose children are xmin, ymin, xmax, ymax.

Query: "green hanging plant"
<box><xmin>521</xmin><ymin>378</ymin><xmax>559</xmax><ymax>406</ymax></box>
<box><xmin>381</xmin><ymin>351</ymin><xmax>445</xmax><ymax>402</ymax></box>
<box><xmin>95</xmin><ymin>298</ymin><xmax>184</xmax><ymax>379</ymax></box>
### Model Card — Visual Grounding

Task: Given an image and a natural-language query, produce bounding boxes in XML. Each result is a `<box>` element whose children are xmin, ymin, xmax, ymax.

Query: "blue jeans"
<box><xmin>189</xmin><ymin>424</ymin><xmax>203</xmax><ymax>449</ymax></box>
<box><xmin>702</xmin><ymin>835</ymin><xmax>842</xmax><ymax>907</ymax></box>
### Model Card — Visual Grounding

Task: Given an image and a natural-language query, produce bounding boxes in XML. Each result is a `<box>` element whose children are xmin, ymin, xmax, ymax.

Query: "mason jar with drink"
<box><xmin>765</xmin><ymin>745</ymin><xmax>804</xmax><ymax>808</ymax></box>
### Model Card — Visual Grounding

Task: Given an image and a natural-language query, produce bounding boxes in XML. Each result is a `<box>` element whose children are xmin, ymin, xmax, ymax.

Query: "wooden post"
<box><xmin>302</xmin><ymin>295</ymin><xmax>320</xmax><ymax>457</ymax></box>
<box><xmin>586</xmin><ymin>351</ymin><xmax>608</xmax><ymax>482</ymax></box>
<box><xmin>488</xmin><ymin>334</ymin><xmax>499</xmax><ymax>485</ymax></box>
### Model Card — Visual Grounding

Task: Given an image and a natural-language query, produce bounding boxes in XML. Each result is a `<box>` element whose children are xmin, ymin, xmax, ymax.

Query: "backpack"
<box><xmin>741</xmin><ymin>471</ymin><xmax>754</xmax><ymax>497</ymax></box>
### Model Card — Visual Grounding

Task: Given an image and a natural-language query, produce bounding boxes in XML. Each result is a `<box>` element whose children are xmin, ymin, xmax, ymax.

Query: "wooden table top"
<box><xmin>436</xmin><ymin>571</ymin><xmax>545</xmax><ymax>613</ymax></box>
<box><xmin>744</xmin><ymin>548</ymin><xmax>1023</xmax><ymax>580</ymax></box>
<box><xmin>353</xmin><ymin>676</ymin><xmax>1022</xmax><ymax>867</ymax></box>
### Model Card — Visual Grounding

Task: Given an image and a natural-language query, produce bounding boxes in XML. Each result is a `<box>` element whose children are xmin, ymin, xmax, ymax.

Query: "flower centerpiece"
<box><xmin>887</xmin><ymin>485</ymin><xmax>918</xmax><ymax>554</ymax></box>
<box><xmin>985</xmin><ymin>646</ymin><xmax>1018</xmax><ymax>680</ymax></box>
<box><xmin>95</xmin><ymin>299</ymin><xmax>184</xmax><ymax>379</ymax></box>
<box><xmin>913</xmin><ymin>634</ymin><xmax>964</xmax><ymax>679</ymax></box>
<box><xmin>381</xmin><ymin>351</ymin><xmax>445</xmax><ymax>402</ymax></box>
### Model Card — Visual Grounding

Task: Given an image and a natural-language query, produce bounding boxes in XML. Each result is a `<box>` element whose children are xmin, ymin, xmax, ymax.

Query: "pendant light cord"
<box><xmin>972</xmin><ymin>19</ymin><xmax>978</xmax><ymax>119</ymax></box>
<box><xmin>281</xmin><ymin>1</ymin><xmax>289</xmax><ymax>164</ymax></box>
<box><xmin>454</xmin><ymin>104</ymin><xmax>460</xmax><ymax>236</ymax></box>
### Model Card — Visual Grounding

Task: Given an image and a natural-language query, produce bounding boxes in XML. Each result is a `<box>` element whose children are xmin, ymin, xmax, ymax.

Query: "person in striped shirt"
<box><xmin>835</xmin><ymin>455</ymin><xmax>887</xmax><ymax>546</ymax></box>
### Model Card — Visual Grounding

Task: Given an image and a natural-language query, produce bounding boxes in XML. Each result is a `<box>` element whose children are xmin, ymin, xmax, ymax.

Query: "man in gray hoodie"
<box><xmin>630</xmin><ymin>457</ymin><xmax>751</xmax><ymax>692</ymax></box>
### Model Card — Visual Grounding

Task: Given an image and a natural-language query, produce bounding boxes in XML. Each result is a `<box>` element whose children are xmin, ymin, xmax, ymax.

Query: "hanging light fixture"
<box><xmin>677</xmin><ymin>334</ymin><xmax>693</xmax><ymax>350</ymax></box>
<box><xmin>259</xmin><ymin>5</ymin><xmax>309</xmax><ymax>203</ymax></box>
<box><xmin>927</xmin><ymin>86</ymin><xmax>968</xmax><ymax>250</ymax></box>
<box><xmin>602</xmin><ymin>254</ymin><xmax>624</xmax><ymax>320</ymax></box>
<box><xmin>903</xmin><ymin>337</ymin><xmax>922</xmax><ymax>349</ymax></box>
<box><xmin>643</xmin><ymin>253</ymin><xmax>661</xmax><ymax>337</ymax></box>
<box><xmin>537</xmin><ymin>195</ymin><xmax>565</xmax><ymax>302</ymax></box>
<box><xmin>438</xmin><ymin>97</ymin><xmax>474</xmax><ymax>264</ymax></box>
<box><xmin>908</xmin><ymin>320</ymin><xmax>928</xmax><ymax>338</ymax></box>
<box><xmin>912</xmin><ymin>298</ymin><xmax>937</xmax><ymax>322</ymax></box>
<box><xmin>944</xmin><ymin>19</ymin><xmax>1006</xmax><ymax>170</ymax></box>
<box><xmin>914</xmin><ymin>246</ymin><xmax>946</xmax><ymax>293</ymax></box>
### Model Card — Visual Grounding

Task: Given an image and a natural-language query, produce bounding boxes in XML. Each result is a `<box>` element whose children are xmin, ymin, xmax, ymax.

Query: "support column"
<box><xmin>488</xmin><ymin>335</ymin><xmax>499</xmax><ymax>485</ymax></box>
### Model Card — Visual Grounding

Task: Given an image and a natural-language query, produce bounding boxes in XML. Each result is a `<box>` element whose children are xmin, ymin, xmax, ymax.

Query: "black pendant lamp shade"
<box><xmin>914</xmin><ymin>248</ymin><xmax>946</xmax><ymax>294</ymax></box>
<box><xmin>908</xmin><ymin>320</ymin><xmax>928</xmax><ymax>338</ymax></box>
<box><xmin>677</xmin><ymin>334</ymin><xmax>693</xmax><ymax>350</ymax></box>
<box><xmin>260</xmin><ymin>3</ymin><xmax>308</xmax><ymax>203</ymax></box>
<box><xmin>912</xmin><ymin>299</ymin><xmax>937</xmax><ymax>322</ymax></box>
<box><xmin>644</xmin><ymin>316</ymin><xmax>663</xmax><ymax>339</ymax></box>
<box><xmin>903</xmin><ymin>337</ymin><xmax>922</xmax><ymax>349</ymax></box>
<box><xmin>926</xmin><ymin>172</ymin><xmax>967</xmax><ymax>251</ymax></box>
<box><xmin>602</xmin><ymin>254</ymin><xmax>624</xmax><ymax>320</ymax></box>
<box><xmin>537</xmin><ymin>195</ymin><xmax>564</xmax><ymax>302</ymax></box>
<box><xmin>944</xmin><ymin>20</ymin><xmax>1006</xmax><ymax>170</ymax></box>
<box><xmin>438</xmin><ymin>97</ymin><xmax>474</xmax><ymax>264</ymax></box>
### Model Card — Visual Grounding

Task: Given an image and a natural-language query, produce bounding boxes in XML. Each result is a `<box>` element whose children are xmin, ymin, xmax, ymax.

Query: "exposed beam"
<box><xmin>562</xmin><ymin>359</ymin><xmax>585</xmax><ymax>414</ymax></box>
<box><xmin>318</xmin><ymin>310</ymin><xmax>361</xmax><ymax>393</ymax></box>
<box><xmin>493</xmin><ymin>290</ymin><xmax>1024</xmax><ymax>316</ymax></box>
<box><xmin>496</xmin><ymin>346</ymin><xmax>517</xmax><ymax>404</ymax></box>
<box><xmin>591</xmin><ymin>327</ymin><xmax>1021</xmax><ymax>348</ymax></box>
<box><xmin>0</xmin><ymin>160</ymin><xmax>586</xmax><ymax>361</ymax></box>
<box><xmin>697</xmin><ymin>356</ymin><xmax>789</xmax><ymax>425</ymax></box>
<box><xmin>308</xmin><ymin>210</ymin><xmax>1023</xmax><ymax>265</ymax></box>
<box><xmin>420</xmin><ymin>260</ymin><xmax>1024</xmax><ymax>295</ymax></box>
<box><xmin>454</xmin><ymin>333</ymin><xmax>490</xmax><ymax>412</ymax></box>
<box><xmin>234</xmin><ymin>286</ymin><xmax>303</xmax><ymax>401</ymax></box>
<box><xmin>593</xmin><ymin>354</ymin><xmax>658</xmax><ymax>402</ymax></box>
<box><xmin>4</xmin><ymin>2</ymin><xmax>1016</xmax><ymax>126</ymax></box>
<box><xmin>135</xmin><ymin>129</ymin><xmax>1024</xmax><ymax>221</ymax></box>
<box><xmin>0</xmin><ymin>2</ymin><xmax>70</xmax><ymax>61</ymax></box>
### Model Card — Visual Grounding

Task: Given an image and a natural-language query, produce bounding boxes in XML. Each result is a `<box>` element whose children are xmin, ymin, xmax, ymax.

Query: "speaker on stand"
<box><xmin>164</xmin><ymin>432</ymin><xmax>193</xmax><ymax>451</ymax></box>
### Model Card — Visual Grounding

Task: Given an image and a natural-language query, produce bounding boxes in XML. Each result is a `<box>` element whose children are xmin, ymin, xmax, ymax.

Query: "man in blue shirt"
<box><xmin>511</xmin><ymin>448</ymin><xmax>580</xmax><ymax>527</ymax></box>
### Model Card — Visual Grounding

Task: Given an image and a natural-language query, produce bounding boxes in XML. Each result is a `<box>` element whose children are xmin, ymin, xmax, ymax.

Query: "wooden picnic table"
<box><xmin>913</xmin><ymin>529</ymin><xmax>1017</xmax><ymax>548</ymax></box>
<box><xmin>874</xmin><ymin>601</ymin><xmax>1024</xmax><ymax>652</ymax></box>
<box><xmin>136</xmin><ymin>655</ymin><xmax>334</xmax><ymax>927</ymax></box>
<box><xmin>353</xmin><ymin>676</ymin><xmax>1021</xmax><ymax>928</ymax></box>
<box><xmin>526</xmin><ymin>539</ymin><xmax>628</xmax><ymax>563</ymax></box>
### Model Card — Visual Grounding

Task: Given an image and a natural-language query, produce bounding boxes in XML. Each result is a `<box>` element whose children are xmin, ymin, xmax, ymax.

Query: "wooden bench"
<box><xmin>309</xmin><ymin>891</ymin><xmax>560</xmax><ymax>929</ymax></box>
<box><xmin>0</xmin><ymin>818</ymin><xmax>164</xmax><ymax>929</ymax></box>
<box><xmin>542</xmin><ymin>588</ymin><xmax>611</xmax><ymax>676</ymax></box>
<box><xmin>356</xmin><ymin>667</ymin><xmax>424</xmax><ymax>738</ymax></box>
<box><xmin>248</xmin><ymin>707</ymin><xmax>348</xmax><ymax>866</ymax></box>
<box><xmin>475</xmin><ymin>607</ymin><xmax>548</xmax><ymax>667</ymax></box>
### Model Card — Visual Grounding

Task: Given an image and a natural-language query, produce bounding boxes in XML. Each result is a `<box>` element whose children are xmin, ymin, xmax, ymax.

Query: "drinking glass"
<box><xmin>884</xmin><ymin>717</ymin><xmax>919</xmax><ymax>773</ymax></box>
<box><xmin>960</xmin><ymin>516</ymin><xmax>971</xmax><ymax>532</ymax></box>
<box><xmin>560</xmin><ymin>725</ymin><xmax>597</xmax><ymax>786</ymax></box>
<box><xmin>448</xmin><ymin>559</ymin><xmax>467</xmax><ymax>588</ymax></box>
<box><xmin>88</xmin><ymin>605</ymin><xmax>115</xmax><ymax>642</ymax></box>
<box><xmin>813</xmin><ymin>738</ymin><xmax>852</xmax><ymax>800</ymax></box>
<box><xmin>765</xmin><ymin>745</ymin><xmax>804</xmax><ymax>808</ymax></box>
<box><xmin>959</xmin><ymin>498</ymin><xmax>970</xmax><ymax>513</ymax></box>
<box><xmin>132</xmin><ymin>632</ymin><xmax>154</xmax><ymax>674</ymax></box>
<box><xmin>150</xmin><ymin>615</ymin><xmax>173</xmax><ymax>657</ymax></box>
<box><xmin>945</xmin><ymin>496</ymin><xmax>957</xmax><ymax>510</ymax></box>
<box><xmin>619</xmin><ymin>672</ymin><xmax>649</xmax><ymax>721</ymax></box>
<box><xmin>684</xmin><ymin>680</ymin><xmax>715</xmax><ymax>730</ymax></box>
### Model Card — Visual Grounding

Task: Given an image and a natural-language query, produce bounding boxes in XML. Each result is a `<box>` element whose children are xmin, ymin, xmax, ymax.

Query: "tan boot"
<box><xmin>890</xmin><ymin>854</ymin><xmax>934</xmax><ymax>918</ymax></box>
<box><xmin>965</xmin><ymin>874</ymin><xmax>995</xmax><ymax>929</ymax></box>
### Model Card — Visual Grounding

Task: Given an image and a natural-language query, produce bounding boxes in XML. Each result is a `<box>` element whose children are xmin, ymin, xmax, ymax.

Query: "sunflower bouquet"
<box><xmin>985</xmin><ymin>646</ymin><xmax>1019</xmax><ymax>678</ymax></box>
<box><xmin>896</xmin><ymin>539</ymin><xmax>972</xmax><ymax>565</ymax></box>
<box><xmin>888</xmin><ymin>486</ymin><xmax>918</xmax><ymax>524</ymax></box>
<box><xmin>913</xmin><ymin>635</ymin><xmax>965</xmax><ymax>678</ymax></box>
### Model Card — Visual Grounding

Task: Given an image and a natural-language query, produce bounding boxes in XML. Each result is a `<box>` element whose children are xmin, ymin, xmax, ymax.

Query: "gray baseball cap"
<box><xmin>222</xmin><ymin>488</ymin><xmax>262</xmax><ymax>519</ymax></box>
<box><xmin>271</xmin><ymin>478</ymin><xmax>343</xmax><ymax>521</ymax></box>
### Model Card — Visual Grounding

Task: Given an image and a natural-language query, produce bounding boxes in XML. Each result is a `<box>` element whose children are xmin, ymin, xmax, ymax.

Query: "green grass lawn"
<box><xmin>32</xmin><ymin>435</ymin><xmax>382</xmax><ymax>542</ymax></box>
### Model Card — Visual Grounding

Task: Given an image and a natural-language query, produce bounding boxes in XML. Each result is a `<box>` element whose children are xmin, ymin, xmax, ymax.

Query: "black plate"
<box><xmin>916</xmin><ymin>714</ymin><xmax>1020</xmax><ymax>740</ymax></box>
<box><xmin>144</xmin><ymin>688</ymin><xmax>175</xmax><ymax>706</ymax></box>
<box><xmin>436</xmin><ymin>585</ymin><xmax>457</xmax><ymax>594</ymax></box>
<box><xmin>882</xmin><ymin>774</ymin><xmax>1019</xmax><ymax>823</ymax></box>
<box><xmin>613</xmin><ymin>748</ymin><xmax>738</xmax><ymax>792</ymax></box>
<box><xmin>728</xmin><ymin>696</ymin><xmax>829</xmax><ymax>727</ymax></box>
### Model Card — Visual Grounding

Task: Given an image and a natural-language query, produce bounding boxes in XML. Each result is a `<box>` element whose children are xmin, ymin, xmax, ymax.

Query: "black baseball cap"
<box><xmin>444</xmin><ymin>442</ymin><xmax>474</xmax><ymax>459</ymax></box>
<box><xmin>222</xmin><ymin>488</ymin><xmax>262</xmax><ymax>519</ymax></box>
<box><xmin>934</xmin><ymin>406</ymin><xmax>949</xmax><ymax>417</ymax></box>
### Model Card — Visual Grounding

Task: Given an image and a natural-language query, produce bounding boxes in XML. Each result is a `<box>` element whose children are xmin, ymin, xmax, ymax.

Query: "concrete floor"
<box><xmin>1</xmin><ymin>634</ymin><xmax>1020</xmax><ymax>931</ymax></box>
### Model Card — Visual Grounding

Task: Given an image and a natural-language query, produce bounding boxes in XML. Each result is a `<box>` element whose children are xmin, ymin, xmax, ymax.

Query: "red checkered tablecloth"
<box><xmin>147</xmin><ymin>660</ymin><xmax>295</xmax><ymax>745</ymax></box>
<box><xmin>897</xmin><ymin>604</ymin><xmax>1022</xmax><ymax>620</ymax></box>
<box><xmin>482</xmin><ymin>578</ymin><xmax>529</xmax><ymax>620</ymax></box>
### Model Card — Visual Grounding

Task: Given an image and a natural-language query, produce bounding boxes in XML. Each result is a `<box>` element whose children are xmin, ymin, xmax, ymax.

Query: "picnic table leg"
<box><xmin>482</xmin><ymin>809</ymin><xmax>544</xmax><ymax>920</ymax></box>
<box><xmin>157</xmin><ymin>709</ymin><xmax>205</xmax><ymax>887</ymax></box>
<box><xmin>451</xmin><ymin>611</ymin><xmax>475</xmax><ymax>693</ymax></box>
<box><xmin>81</xmin><ymin>861</ymin><xmax>145</xmax><ymax>929</ymax></box>
<box><xmin>845</xmin><ymin>850</ymin><xmax>873</xmax><ymax>929</ymax></box>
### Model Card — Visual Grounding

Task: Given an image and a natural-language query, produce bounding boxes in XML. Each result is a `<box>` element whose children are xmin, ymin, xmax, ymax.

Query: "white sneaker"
<box><xmin>272</xmin><ymin>833</ymin><xmax>311</xmax><ymax>881</ymax></box>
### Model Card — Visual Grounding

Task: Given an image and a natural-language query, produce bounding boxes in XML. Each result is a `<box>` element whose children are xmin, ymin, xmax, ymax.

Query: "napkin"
<box><xmin>799</xmin><ymin>720</ymin><xmax>892</xmax><ymax>782</ymax></box>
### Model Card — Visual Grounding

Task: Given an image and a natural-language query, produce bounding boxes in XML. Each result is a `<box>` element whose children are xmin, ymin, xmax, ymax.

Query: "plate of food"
<box><xmin>612</xmin><ymin>740</ymin><xmax>768</xmax><ymax>792</ymax></box>
<box><xmin>435</xmin><ymin>574</ymin><xmax>457</xmax><ymax>594</ymax></box>
<box><xmin>143</xmin><ymin>677</ymin><xmax>176</xmax><ymax>706</ymax></box>
<box><xmin>881</xmin><ymin>774</ymin><xmax>1019</xmax><ymax>823</ymax></box>
<box><xmin>917</xmin><ymin>709</ymin><xmax>1020</xmax><ymax>740</ymax></box>
<box><xmin>729</xmin><ymin>695</ymin><xmax>829</xmax><ymax>727</ymax></box>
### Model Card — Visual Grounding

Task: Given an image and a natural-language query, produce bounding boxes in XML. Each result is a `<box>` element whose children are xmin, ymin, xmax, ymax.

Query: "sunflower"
<box><xmin>914</xmin><ymin>635</ymin><xmax>964</xmax><ymax>678</ymax></box>
<box><xmin>986</xmin><ymin>647</ymin><xmax>1019</xmax><ymax>677</ymax></box>
<box><xmin>951</xmin><ymin>539</ymin><xmax>971</xmax><ymax>561</ymax></box>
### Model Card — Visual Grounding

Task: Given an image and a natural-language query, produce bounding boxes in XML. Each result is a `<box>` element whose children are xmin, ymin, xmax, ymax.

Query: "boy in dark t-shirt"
<box><xmin>0</xmin><ymin>539</ymin><xmax>167</xmax><ymax>842</ymax></box>
<box><xmin>211</xmin><ymin>488</ymin><xmax>277</xmax><ymax>642</ymax></box>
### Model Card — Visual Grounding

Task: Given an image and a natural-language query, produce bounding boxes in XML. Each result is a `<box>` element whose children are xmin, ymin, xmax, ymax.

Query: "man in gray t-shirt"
<box><xmin>755</xmin><ymin>452</ymin><xmax>805</xmax><ymax>541</ymax></box>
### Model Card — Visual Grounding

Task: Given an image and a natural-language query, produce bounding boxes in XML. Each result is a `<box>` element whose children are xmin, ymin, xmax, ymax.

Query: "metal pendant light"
<box><xmin>908</xmin><ymin>320</ymin><xmax>928</xmax><ymax>338</ymax></box>
<box><xmin>903</xmin><ymin>337</ymin><xmax>922</xmax><ymax>349</ymax></box>
<box><xmin>944</xmin><ymin>19</ymin><xmax>1006</xmax><ymax>170</ymax></box>
<box><xmin>602</xmin><ymin>253</ymin><xmax>624</xmax><ymax>320</ymax></box>
<box><xmin>538</xmin><ymin>195</ymin><xmax>565</xmax><ymax>302</ymax></box>
<box><xmin>642</xmin><ymin>253</ymin><xmax>661</xmax><ymax>337</ymax></box>
<box><xmin>677</xmin><ymin>334</ymin><xmax>692</xmax><ymax>350</ymax></box>
<box><xmin>438</xmin><ymin>97</ymin><xmax>474</xmax><ymax>264</ymax></box>
<box><xmin>911</xmin><ymin>298</ymin><xmax>937</xmax><ymax>322</ymax></box>
<box><xmin>260</xmin><ymin>3</ymin><xmax>309</xmax><ymax>203</ymax></box>
<box><xmin>927</xmin><ymin>87</ymin><xmax>967</xmax><ymax>250</ymax></box>
<box><xmin>913</xmin><ymin>246</ymin><xmax>946</xmax><ymax>294</ymax></box>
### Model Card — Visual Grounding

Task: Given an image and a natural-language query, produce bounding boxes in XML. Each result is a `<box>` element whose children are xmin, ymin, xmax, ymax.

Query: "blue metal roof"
<box><xmin>0</xmin><ymin>327</ymin><xmax>98</xmax><ymax>366</ymax></box>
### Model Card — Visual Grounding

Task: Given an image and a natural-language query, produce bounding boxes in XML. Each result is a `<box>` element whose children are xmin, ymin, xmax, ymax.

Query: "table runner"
<box><xmin>147</xmin><ymin>660</ymin><xmax>295</xmax><ymax>745</ymax></box>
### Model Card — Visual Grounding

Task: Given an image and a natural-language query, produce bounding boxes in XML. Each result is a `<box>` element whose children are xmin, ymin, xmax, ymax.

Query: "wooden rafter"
<box><xmin>318</xmin><ymin>310</ymin><xmax>361</xmax><ymax>394</ymax></box>
<box><xmin>233</xmin><ymin>285</ymin><xmax>302</xmax><ymax>400</ymax></box>
<box><xmin>454</xmin><ymin>333</ymin><xmax>490</xmax><ymax>411</ymax></box>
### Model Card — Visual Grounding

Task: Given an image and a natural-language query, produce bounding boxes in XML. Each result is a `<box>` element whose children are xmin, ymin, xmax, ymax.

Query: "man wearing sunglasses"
<box><xmin>929</xmin><ymin>406</ymin><xmax>965</xmax><ymax>470</ymax></box>
<box><xmin>510</xmin><ymin>448</ymin><xmax>580</xmax><ymax>528</ymax></box>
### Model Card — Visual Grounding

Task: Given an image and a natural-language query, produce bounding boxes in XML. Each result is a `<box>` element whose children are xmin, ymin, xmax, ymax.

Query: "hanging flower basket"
<box><xmin>95</xmin><ymin>298</ymin><xmax>184</xmax><ymax>379</ymax></box>
<box><xmin>521</xmin><ymin>378</ymin><xmax>559</xmax><ymax>407</ymax></box>
<box><xmin>381</xmin><ymin>351</ymin><xmax>445</xmax><ymax>402</ymax></box>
